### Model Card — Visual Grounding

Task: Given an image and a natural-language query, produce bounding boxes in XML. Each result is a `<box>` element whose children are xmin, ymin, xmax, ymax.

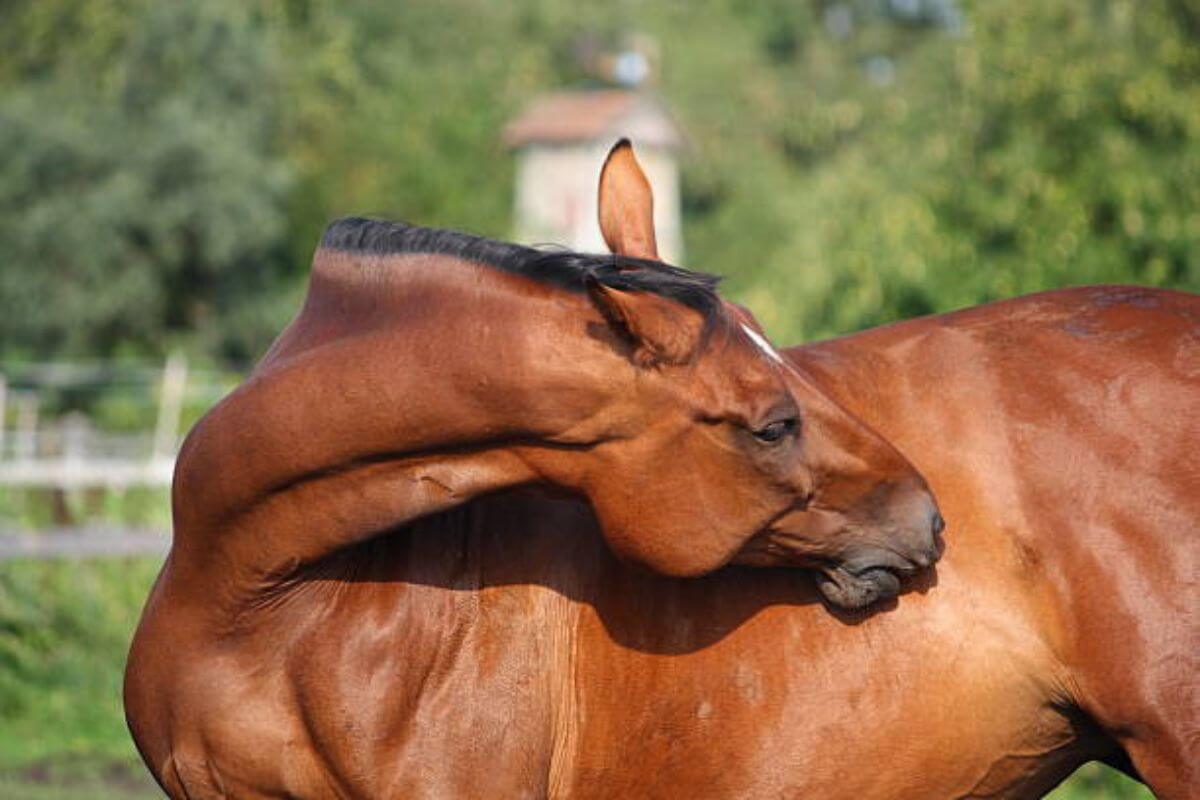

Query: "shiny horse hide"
<box><xmin>125</xmin><ymin>143</ymin><xmax>1196</xmax><ymax>799</ymax></box>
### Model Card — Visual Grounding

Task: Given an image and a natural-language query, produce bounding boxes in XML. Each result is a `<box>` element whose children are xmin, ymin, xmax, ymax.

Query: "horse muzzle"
<box><xmin>737</xmin><ymin>498</ymin><xmax>944</xmax><ymax>609</ymax></box>
<box><xmin>812</xmin><ymin>508</ymin><xmax>945</xmax><ymax>609</ymax></box>
<box><xmin>813</xmin><ymin>554</ymin><xmax>918</xmax><ymax>609</ymax></box>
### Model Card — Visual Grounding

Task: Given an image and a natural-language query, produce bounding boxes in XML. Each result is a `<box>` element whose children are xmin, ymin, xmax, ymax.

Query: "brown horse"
<box><xmin>125</xmin><ymin>142</ymin><xmax>1197</xmax><ymax>798</ymax></box>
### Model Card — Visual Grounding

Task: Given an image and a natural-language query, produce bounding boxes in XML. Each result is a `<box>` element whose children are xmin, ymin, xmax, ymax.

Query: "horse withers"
<box><xmin>125</xmin><ymin>141</ymin><xmax>943</xmax><ymax>798</ymax></box>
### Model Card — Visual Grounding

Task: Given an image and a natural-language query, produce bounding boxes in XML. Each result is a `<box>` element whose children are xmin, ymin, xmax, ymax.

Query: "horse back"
<box><xmin>788</xmin><ymin>285</ymin><xmax>1199</xmax><ymax>792</ymax></box>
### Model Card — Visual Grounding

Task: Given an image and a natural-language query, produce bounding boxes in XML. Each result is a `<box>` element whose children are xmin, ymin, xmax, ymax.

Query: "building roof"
<box><xmin>503</xmin><ymin>90</ymin><xmax>682</xmax><ymax>149</ymax></box>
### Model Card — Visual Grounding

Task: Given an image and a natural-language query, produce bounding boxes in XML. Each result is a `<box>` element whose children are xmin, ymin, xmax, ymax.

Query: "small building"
<box><xmin>503</xmin><ymin>90</ymin><xmax>684</xmax><ymax>264</ymax></box>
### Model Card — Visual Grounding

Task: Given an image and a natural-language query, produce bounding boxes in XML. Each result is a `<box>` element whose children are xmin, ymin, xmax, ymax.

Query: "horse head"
<box><xmin>200</xmin><ymin>141</ymin><xmax>941</xmax><ymax>612</ymax></box>
<box><xmin>504</xmin><ymin>140</ymin><xmax>943</xmax><ymax>608</ymax></box>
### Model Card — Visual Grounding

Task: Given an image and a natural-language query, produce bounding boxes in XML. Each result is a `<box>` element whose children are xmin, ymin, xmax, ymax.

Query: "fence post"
<box><xmin>153</xmin><ymin>353</ymin><xmax>188</xmax><ymax>462</ymax></box>
<box><xmin>14</xmin><ymin>391</ymin><xmax>37</xmax><ymax>461</ymax></box>
<box><xmin>0</xmin><ymin>373</ymin><xmax>6</xmax><ymax>461</ymax></box>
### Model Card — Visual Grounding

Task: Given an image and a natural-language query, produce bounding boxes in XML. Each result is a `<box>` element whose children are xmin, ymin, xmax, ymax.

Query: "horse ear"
<box><xmin>598</xmin><ymin>139</ymin><xmax>659</xmax><ymax>261</ymax></box>
<box><xmin>586</xmin><ymin>278</ymin><xmax>703</xmax><ymax>367</ymax></box>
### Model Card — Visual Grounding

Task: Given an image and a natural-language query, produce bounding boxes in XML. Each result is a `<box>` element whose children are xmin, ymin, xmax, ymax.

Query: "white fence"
<box><xmin>0</xmin><ymin>357</ymin><xmax>240</xmax><ymax>558</ymax></box>
<box><xmin>0</xmin><ymin>526</ymin><xmax>170</xmax><ymax>559</ymax></box>
<box><xmin>0</xmin><ymin>355</ymin><xmax>226</xmax><ymax>489</ymax></box>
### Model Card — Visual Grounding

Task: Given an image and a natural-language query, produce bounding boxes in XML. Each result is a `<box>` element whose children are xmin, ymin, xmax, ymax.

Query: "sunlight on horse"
<box><xmin>125</xmin><ymin>141</ymin><xmax>1197</xmax><ymax>799</ymax></box>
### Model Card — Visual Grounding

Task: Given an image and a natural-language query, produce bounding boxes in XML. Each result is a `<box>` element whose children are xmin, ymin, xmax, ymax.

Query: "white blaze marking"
<box><xmin>740</xmin><ymin>323</ymin><xmax>784</xmax><ymax>365</ymax></box>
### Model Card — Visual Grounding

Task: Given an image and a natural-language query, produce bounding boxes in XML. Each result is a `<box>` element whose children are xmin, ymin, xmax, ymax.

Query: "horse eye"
<box><xmin>752</xmin><ymin>417</ymin><xmax>797</xmax><ymax>445</ymax></box>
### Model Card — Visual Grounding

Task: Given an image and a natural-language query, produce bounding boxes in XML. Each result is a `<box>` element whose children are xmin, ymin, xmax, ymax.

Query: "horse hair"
<box><xmin>319</xmin><ymin>217</ymin><xmax>723</xmax><ymax>324</ymax></box>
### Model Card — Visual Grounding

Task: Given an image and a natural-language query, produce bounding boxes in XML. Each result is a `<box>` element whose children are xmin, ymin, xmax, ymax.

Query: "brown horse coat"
<box><xmin>125</xmin><ymin>146</ymin><xmax>1197</xmax><ymax>799</ymax></box>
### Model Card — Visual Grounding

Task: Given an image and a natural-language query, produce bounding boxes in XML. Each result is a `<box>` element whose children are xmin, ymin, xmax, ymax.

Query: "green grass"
<box><xmin>0</xmin><ymin>557</ymin><xmax>1156</xmax><ymax>798</ymax></box>
<box><xmin>0</xmin><ymin>488</ymin><xmax>171</xmax><ymax>531</ymax></box>
<box><xmin>0</xmin><ymin>760</ymin><xmax>161</xmax><ymax>800</ymax></box>
<box><xmin>0</xmin><ymin>558</ymin><xmax>159</xmax><ymax>768</ymax></box>
<box><xmin>1049</xmin><ymin>763</ymin><xmax>1153</xmax><ymax>799</ymax></box>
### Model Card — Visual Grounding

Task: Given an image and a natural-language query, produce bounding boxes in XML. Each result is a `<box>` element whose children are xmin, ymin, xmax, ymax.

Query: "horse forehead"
<box><xmin>687</xmin><ymin>333</ymin><xmax>786</xmax><ymax>410</ymax></box>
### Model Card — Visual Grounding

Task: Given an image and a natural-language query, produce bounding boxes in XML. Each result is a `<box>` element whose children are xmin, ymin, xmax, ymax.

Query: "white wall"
<box><xmin>512</xmin><ymin>142</ymin><xmax>683</xmax><ymax>265</ymax></box>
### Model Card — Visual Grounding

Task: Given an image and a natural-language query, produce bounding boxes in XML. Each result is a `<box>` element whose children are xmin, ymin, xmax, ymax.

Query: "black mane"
<box><xmin>319</xmin><ymin>217</ymin><xmax>723</xmax><ymax>323</ymax></box>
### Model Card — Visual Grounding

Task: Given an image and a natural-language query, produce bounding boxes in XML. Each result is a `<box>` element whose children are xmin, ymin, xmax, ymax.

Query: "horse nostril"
<box><xmin>931</xmin><ymin>511</ymin><xmax>946</xmax><ymax>537</ymax></box>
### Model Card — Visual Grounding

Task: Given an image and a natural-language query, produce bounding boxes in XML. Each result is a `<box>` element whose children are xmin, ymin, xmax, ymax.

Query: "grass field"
<box><xmin>0</xmin><ymin>557</ymin><xmax>1154</xmax><ymax>799</ymax></box>
<box><xmin>0</xmin><ymin>557</ymin><xmax>162</xmax><ymax>798</ymax></box>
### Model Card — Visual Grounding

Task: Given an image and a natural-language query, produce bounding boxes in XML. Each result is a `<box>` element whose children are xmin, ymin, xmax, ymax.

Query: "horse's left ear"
<box><xmin>598</xmin><ymin>139</ymin><xmax>659</xmax><ymax>261</ymax></box>
<box><xmin>586</xmin><ymin>278</ymin><xmax>703</xmax><ymax>367</ymax></box>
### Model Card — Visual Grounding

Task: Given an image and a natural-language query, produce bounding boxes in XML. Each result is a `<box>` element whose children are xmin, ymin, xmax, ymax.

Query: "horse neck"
<box><xmin>171</xmin><ymin>251</ymin><xmax>614</xmax><ymax>581</ymax></box>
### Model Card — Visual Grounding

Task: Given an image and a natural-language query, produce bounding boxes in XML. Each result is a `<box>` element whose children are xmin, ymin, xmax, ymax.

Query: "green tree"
<box><xmin>661</xmin><ymin>0</ymin><xmax>1200</xmax><ymax>341</ymax></box>
<box><xmin>1</xmin><ymin>0</ymin><xmax>1196</xmax><ymax>360</ymax></box>
<box><xmin>0</xmin><ymin>1</ymin><xmax>292</xmax><ymax>362</ymax></box>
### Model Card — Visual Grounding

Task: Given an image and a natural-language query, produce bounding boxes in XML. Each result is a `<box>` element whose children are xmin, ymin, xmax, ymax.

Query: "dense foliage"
<box><xmin>0</xmin><ymin>3</ymin><xmax>291</xmax><ymax>360</ymax></box>
<box><xmin>0</xmin><ymin>0</ymin><xmax>1195</xmax><ymax>362</ymax></box>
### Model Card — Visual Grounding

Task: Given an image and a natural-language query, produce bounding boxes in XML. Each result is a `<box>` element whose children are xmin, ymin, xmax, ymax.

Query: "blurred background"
<box><xmin>2</xmin><ymin>0</ymin><xmax>1196</xmax><ymax>797</ymax></box>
